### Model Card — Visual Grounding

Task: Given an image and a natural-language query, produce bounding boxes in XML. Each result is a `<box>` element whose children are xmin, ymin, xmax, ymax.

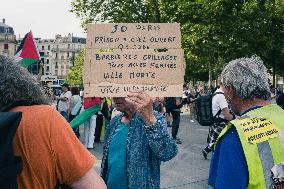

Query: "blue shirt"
<box><xmin>208</xmin><ymin>106</ymin><xmax>262</xmax><ymax>189</ymax></box>
<box><xmin>107</xmin><ymin>122</ymin><xmax>129</xmax><ymax>189</ymax></box>
<box><xmin>101</xmin><ymin>112</ymin><xmax>178</xmax><ymax>189</ymax></box>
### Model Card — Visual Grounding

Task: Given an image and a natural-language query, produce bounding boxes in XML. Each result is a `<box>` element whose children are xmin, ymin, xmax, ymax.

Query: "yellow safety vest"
<box><xmin>216</xmin><ymin>104</ymin><xmax>284</xmax><ymax>189</ymax></box>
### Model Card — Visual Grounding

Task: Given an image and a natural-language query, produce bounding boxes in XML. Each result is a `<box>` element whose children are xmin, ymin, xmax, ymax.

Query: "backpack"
<box><xmin>0</xmin><ymin>103</ymin><xmax>23</xmax><ymax>189</ymax></box>
<box><xmin>164</xmin><ymin>97</ymin><xmax>183</xmax><ymax>111</ymax></box>
<box><xmin>195</xmin><ymin>92</ymin><xmax>224</xmax><ymax>126</ymax></box>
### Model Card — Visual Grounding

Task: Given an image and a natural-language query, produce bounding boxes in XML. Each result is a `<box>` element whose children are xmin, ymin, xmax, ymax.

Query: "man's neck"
<box><xmin>237</xmin><ymin>98</ymin><xmax>271</xmax><ymax>115</ymax></box>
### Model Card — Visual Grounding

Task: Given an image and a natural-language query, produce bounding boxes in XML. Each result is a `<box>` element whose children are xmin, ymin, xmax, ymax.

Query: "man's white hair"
<box><xmin>221</xmin><ymin>55</ymin><xmax>271</xmax><ymax>100</ymax></box>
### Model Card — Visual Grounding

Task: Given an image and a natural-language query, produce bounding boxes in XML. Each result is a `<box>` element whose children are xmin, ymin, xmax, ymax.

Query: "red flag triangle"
<box><xmin>20</xmin><ymin>32</ymin><xmax>40</xmax><ymax>60</ymax></box>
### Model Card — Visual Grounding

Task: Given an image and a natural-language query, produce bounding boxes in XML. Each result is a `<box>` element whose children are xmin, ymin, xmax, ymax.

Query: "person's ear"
<box><xmin>223</xmin><ymin>86</ymin><xmax>235</xmax><ymax>102</ymax></box>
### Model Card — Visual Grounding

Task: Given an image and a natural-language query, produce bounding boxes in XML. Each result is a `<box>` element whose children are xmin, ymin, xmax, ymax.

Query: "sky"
<box><xmin>0</xmin><ymin>0</ymin><xmax>86</xmax><ymax>39</ymax></box>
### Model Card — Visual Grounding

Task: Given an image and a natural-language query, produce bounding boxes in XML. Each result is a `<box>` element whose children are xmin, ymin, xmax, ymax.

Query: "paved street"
<box><xmin>84</xmin><ymin>112</ymin><xmax>212</xmax><ymax>189</ymax></box>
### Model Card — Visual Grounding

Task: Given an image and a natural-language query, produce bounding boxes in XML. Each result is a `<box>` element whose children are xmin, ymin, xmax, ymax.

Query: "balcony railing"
<box><xmin>51</xmin><ymin>47</ymin><xmax>82</xmax><ymax>52</ymax></box>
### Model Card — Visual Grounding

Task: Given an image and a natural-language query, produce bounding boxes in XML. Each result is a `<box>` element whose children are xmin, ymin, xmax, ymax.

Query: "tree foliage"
<box><xmin>65</xmin><ymin>49</ymin><xmax>85</xmax><ymax>86</ymax></box>
<box><xmin>70</xmin><ymin>0</ymin><xmax>284</xmax><ymax>83</ymax></box>
<box><xmin>70</xmin><ymin>0</ymin><xmax>161</xmax><ymax>29</ymax></box>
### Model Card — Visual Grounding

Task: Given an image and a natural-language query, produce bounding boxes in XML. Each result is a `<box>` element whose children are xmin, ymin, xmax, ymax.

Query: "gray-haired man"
<box><xmin>208</xmin><ymin>56</ymin><xmax>284</xmax><ymax>189</ymax></box>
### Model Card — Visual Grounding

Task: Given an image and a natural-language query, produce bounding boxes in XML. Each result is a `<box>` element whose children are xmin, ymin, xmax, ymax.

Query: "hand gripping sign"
<box><xmin>84</xmin><ymin>23</ymin><xmax>185</xmax><ymax>97</ymax></box>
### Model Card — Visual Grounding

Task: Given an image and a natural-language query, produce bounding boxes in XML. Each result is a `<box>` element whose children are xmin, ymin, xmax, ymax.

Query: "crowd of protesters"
<box><xmin>2</xmin><ymin>54</ymin><xmax>284</xmax><ymax>189</ymax></box>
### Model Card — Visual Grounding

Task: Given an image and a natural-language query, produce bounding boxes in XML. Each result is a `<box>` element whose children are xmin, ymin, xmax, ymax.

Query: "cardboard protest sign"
<box><xmin>84</xmin><ymin>23</ymin><xmax>185</xmax><ymax>97</ymax></box>
<box><xmin>86</xmin><ymin>23</ymin><xmax>181</xmax><ymax>49</ymax></box>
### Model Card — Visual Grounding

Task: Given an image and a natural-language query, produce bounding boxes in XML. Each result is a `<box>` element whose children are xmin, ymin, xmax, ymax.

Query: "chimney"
<box><xmin>2</xmin><ymin>18</ymin><xmax>5</xmax><ymax>24</ymax></box>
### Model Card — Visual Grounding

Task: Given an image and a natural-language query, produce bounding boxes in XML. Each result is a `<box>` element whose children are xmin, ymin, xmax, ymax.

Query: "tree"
<box><xmin>159</xmin><ymin>0</ymin><xmax>284</xmax><ymax>83</ymax></box>
<box><xmin>70</xmin><ymin>0</ymin><xmax>284</xmax><ymax>84</ymax></box>
<box><xmin>65</xmin><ymin>49</ymin><xmax>85</xmax><ymax>86</ymax></box>
<box><xmin>70</xmin><ymin>0</ymin><xmax>161</xmax><ymax>29</ymax></box>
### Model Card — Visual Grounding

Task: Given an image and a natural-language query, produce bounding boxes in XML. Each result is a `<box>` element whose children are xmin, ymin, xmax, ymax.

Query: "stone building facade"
<box><xmin>18</xmin><ymin>34</ymin><xmax>85</xmax><ymax>85</ymax></box>
<box><xmin>0</xmin><ymin>18</ymin><xmax>16</xmax><ymax>58</ymax></box>
<box><xmin>36</xmin><ymin>33</ymin><xmax>85</xmax><ymax>79</ymax></box>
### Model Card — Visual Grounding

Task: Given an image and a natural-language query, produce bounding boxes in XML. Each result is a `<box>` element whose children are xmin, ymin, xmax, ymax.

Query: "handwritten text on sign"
<box><xmin>237</xmin><ymin>118</ymin><xmax>279</xmax><ymax>144</ymax></box>
<box><xmin>86</xmin><ymin>23</ymin><xmax>181</xmax><ymax>49</ymax></box>
<box><xmin>84</xmin><ymin>83</ymin><xmax>182</xmax><ymax>97</ymax></box>
<box><xmin>84</xmin><ymin>49</ymin><xmax>185</xmax><ymax>85</ymax></box>
<box><xmin>84</xmin><ymin>23</ymin><xmax>184</xmax><ymax>97</ymax></box>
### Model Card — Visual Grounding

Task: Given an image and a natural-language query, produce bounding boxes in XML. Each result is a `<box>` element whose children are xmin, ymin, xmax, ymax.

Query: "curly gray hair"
<box><xmin>0</xmin><ymin>55</ymin><xmax>49</xmax><ymax>109</ymax></box>
<box><xmin>221</xmin><ymin>55</ymin><xmax>271</xmax><ymax>100</ymax></box>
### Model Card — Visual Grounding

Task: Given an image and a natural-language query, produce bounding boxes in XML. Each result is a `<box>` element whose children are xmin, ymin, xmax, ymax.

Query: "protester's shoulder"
<box><xmin>153</xmin><ymin>111</ymin><xmax>165</xmax><ymax>120</ymax></box>
<box><xmin>213</xmin><ymin>89</ymin><xmax>226</xmax><ymax>100</ymax></box>
<box><xmin>218</xmin><ymin>127</ymin><xmax>242</xmax><ymax>153</ymax></box>
<box><xmin>12</xmin><ymin>104</ymin><xmax>55</xmax><ymax>115</ymax></box>
<box><xmin>109</xmin><ymin>113</ymin><xmax>123</xmax><ymax>126</ymax></box>
<box><xmin>106</xmin><ymin>113</ymin><xmax>123</xmax><ymax>138</ymax></box>
<box><xmin>12</xmin><ymin>105</ymin><xmax>59</xmax><ymax>132</ymax></box>
<box><xmin>213</xmin><ymin>88</ymin><xmax>225</xmax><ymax>95</ymax></box>
<box><xmin>66</xmin><ymin>91</ymin><xmax>72</xmax><ymax>96</ymax></box>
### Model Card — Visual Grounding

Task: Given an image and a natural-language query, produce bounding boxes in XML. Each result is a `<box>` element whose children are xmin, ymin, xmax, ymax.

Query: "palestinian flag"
<box><xmin>14</xmin><ymin>31</ymin><xmax>40</xmax><ymax>68</ymax></box>
<box><xmin>70</xmin><ymin>105</ymin><xmax>101</xmax><ymax>128</ymax></box>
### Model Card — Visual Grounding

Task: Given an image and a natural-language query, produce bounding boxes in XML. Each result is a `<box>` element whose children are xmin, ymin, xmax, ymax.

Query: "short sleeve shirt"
<box><xmin>11</xmin><ymin>105</ymin><xmax>96</xmax><ymax>189</ymax></box>
<box><xmin>212</xmin><ymin>88</ymin><xmax>228</xmax><ymax>119</ymax></box>
<box><xmin>71</xmin><ymin>95</ymin><xmax>82</xmax><ymax>115</ymax></box>
<box><xmin>58</xmin><ymin>91</ymin><xmax>72</xmax><ymax>112</ymax></box>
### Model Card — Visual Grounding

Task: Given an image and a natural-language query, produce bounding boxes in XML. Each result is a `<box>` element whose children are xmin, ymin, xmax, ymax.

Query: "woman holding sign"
<box><xmin>100</xmin><ymin>91</ymin><xmax>177</xmax><ymax>189</ymax></box>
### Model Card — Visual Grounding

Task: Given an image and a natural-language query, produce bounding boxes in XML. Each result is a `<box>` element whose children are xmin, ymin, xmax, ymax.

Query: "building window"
<box><xmin>61</xmin><ymin>70</ymin><xmax>64</xmax><ymax>75</ymax></box>
<box><xmin>61</xmin><ymin>55</ymin><xmax>64</xmax><ymax>59</ymax></box>
<box><xmin>42</xmin><ymin>46</ymin><xmax>44</xmax><ymax>50</ymax></box>
<box><xmin>55</xmin><ymin>53</ymin><xmax>58</xmax><ymax>58</ymax></box>
<box><xmin>48</xmin><ymin>45</ymin><xmax>50</xmax><ymax>50</ymax></box>
<box><xmin>67</xmin><ymin>52</ymin><xmax>70</xmax><ymax>58</ymax></box>
<box><xmin>47</xmin><ymin>52</ymin><xmax>49</xmax><ymax>57</ymax></box>
<box><xmin>46</xmin><ymin>59</ymin><xmax>49</xmax><ymax>64</ymax></box>
<box><xmin>46</xmin><ymin>66</ymin><xmax>49</xmax><ymax>72</ymax></box>
<box><xmin>55</xmin><ymin>70</ymin><xmax>58</xmax><ymax>75</ymax></box>
<box><xmin>55</xmin><ymin>62</ymin><xmax>58</xmax><ymax>69</ymax></box>
<box><xmin>41</xmin><ymin>58</ymin><xmax>44</xmax><ymax>63</ymax></box>
<box><xmin>68</xmin><ymin>44</ymin><xmax>70</xmax><ymax>49</ymax></box>
<box><xmin>5</xmin><ymin>28</ymin><xmax>9</xmax><ymax>33</ymax></box>
<box><xmin>5</xmin><ymin>35</ymin><xmax>8</xmax><ymax>40</ymax></box>
<box><xmin>4</xmin><ymin>44</ymin><xmax>8</xmax><ymax>49</ymax></box>
<box><xmin>61</xmin><ymin>65</ymin><xmax>64</xmax><ymax>69</ymax></box>
<box><xmin>66</xmin><ymin>65</ymin><xmax>69</xmax><ymax>69</ymax></box>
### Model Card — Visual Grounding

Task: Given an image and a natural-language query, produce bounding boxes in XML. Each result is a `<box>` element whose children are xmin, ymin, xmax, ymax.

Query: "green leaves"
<box><xmin>64</xmin><ymin>49</ymin><xmax>85</xmax><ymax>86</ymax></box>
<box><xmin>70</xmin><ymin>0</ymin><xmax>284</xmax><ymax>82</ymax></box>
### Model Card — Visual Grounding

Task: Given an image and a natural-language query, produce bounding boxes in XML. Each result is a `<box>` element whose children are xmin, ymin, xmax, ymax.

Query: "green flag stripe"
<box><xmin>19</xmin><ymin>58</ymin><xmax>38</xmax><ymax>68</ymax></box>
<box><xmin>70</xmin><ymin>105</ymin><xmax>101</xmax><ymax>128</ymax></box>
